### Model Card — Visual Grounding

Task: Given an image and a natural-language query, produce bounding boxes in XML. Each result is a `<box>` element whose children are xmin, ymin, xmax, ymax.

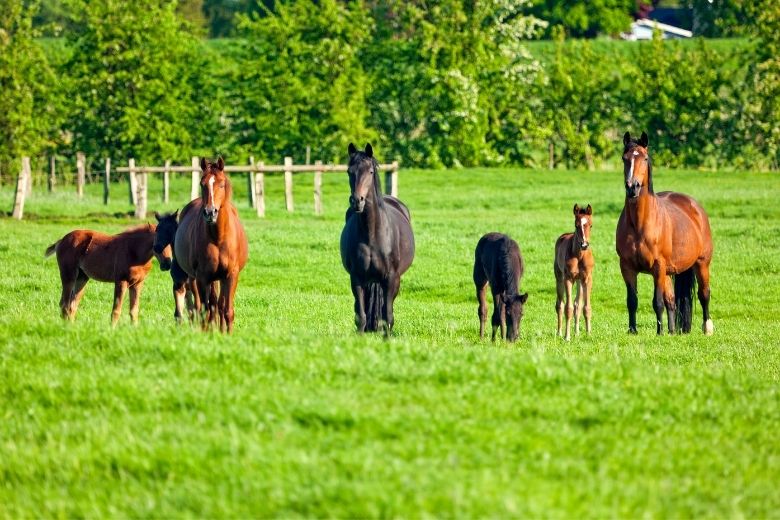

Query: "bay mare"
<box><xmin>174</xmin><ymin>157</ymin><xmax>248</xmax><ymax>333</ymax></box>
<box><xmin>340</xmin><ymin>143</ymin><xmax>415</xmax><ymax>335</ymax></box>
<box><xmin>616</xmin><ymin>131</ymin><xmax>714</xmax><ymax>335</ymax></box>
<box><xmin>45</xmin><ymin>224</ymin><xmax>172</xmax><ymax>325</ymax></box>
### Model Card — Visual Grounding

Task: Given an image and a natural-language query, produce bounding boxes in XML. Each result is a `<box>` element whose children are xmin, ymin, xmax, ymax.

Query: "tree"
<box><xmin>0</xmin><ymin>0</ymin><xmax>60</xmax><ymax>173</ymax></box>
<box><xmin>64</xmin><ymin>0</ymin><xmax>200</xmax><ymax>162</ymax></box>
<box><xmin>526</xmin><ymin>0</ymin><xmax>644</xmax><ymax>38</ymax></box>
<box><xmin>234</xmin><ymin>0</ymin><xmax>375</xmax><ymax>163</ymax></box>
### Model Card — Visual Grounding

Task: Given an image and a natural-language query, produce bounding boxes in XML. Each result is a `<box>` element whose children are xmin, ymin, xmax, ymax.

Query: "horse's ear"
<box><xmin>364</xmin><ymin>143</ymin><xmax>373</xmax><ymax>158</ymax></box>
<box><xmin>639</xmin><ymin>132</ymin><xmax>649</xmax><ymax>148</ymax></box>
<box><xmin>518</xmin><ymin>293</ymin><xmax>529</xmax><ymax>304</ymax></box>
<box><xmin>216</xmin><ymin>156</ymin><xmax>224</xmax><ymax>170</ymax></box>
<box><xmin>154</xmin><ymin>211</ymin><xmax>161</xmax><ymax>222</ymax></box>
<box><xmin>173</xmin><ymin>209</ymin><xmax>179</xmax><ymax>220</ymax></box>
<box><xmin>348</xmin><ymin>143</ymin><xmax>358</xmax><ymax>156</ymax></box>
<box><xmin>585</xmin><ymin>204</ymin><xmax>592</xmax><ymax>215</ymax></box>
<box><xmin>623</xmin><ymin>131</ymin><xmax>631</xmax><ymax>147</ymax></box>
<box><xmin>200</xmin><ymin>157</ymin><xmax>207</xmax><ymax>171</ymax></box>
<box><xmin>573</xmin><ymin>203</ymin><xmax>580</xmax><ymax>215</ymax></box>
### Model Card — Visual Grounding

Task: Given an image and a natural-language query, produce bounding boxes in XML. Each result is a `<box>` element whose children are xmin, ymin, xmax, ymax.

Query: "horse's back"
<box><xmin>475</xmin><ymin>233</ymin><xmax>523</xmax><ymax>289</ymax></box>
<box><xmin>384</xmin><ymin>196</ymin><xmax>411</xmax><ymax>222</ymax></box>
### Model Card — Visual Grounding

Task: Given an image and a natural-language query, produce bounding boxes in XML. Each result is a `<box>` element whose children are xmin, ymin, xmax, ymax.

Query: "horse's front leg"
<box><xmin>351</xmin><ymin>278</ymin><xmax>367</xmax><ymax>333</ymax></box>
<box><xmin>196</xmin><ymin>278</ymin><xmax>211</xmax><ymax>330</ymax></box>
<box><xmin>651</xmin><ymin>261</ymin><xmax>672</xmax><ymax>335</ymax></box>
<box><xmin>584</xmin><ymin>276</ymin><xmax>593</xmax><ymax>334</ymax></box>
<box><xmin>490</xmin><ymin>293</ymin><xmax>502</xmax><ymax>342</ymax></box>
<box><xmin>219</xmin><ymin>272</ymin><xmax>239</xmax><ymax>333</ymax></box>
<box><xmin>620</xmin><ymin>260</ymin><xmax>639</xmax><ymax>334</ymax></box>
<box><xmin>111</xmin><ymin>280</ymin><xmax>128</xmax><ymax>326</ymax></box>
<box><xmin>564</xmin><ymin>278</ymin><xmax>574</xmax><ymax>341</ymax></box>
<box><xmin>382</xmin><ymin>274</ymin><xmax>401</xmax><ymax>337</ymax></box>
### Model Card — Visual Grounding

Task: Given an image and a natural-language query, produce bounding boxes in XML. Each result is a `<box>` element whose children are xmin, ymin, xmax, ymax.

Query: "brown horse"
<box><xmin>473</xmin><ymin>232</ymin><xmax>528</xmax><ymax>342</ymax></box>
<box><xmin>555</xmin><ymin>204</ymin><xmax>595</xmax><ymax>340</ymax></box>
<box><xmin>616</xmin><ymin>131</ymin><xmax>714</xmax><ymax>335</ymax></box>
<box><xmin>45</xmin><ymin>224</ymin><xmax>172</xmax><ymax>325</ymax></box>
<box><xmin>174</xmin><ymin>157</ymin><xmax>248</xmax><ymax>332</ymax></box>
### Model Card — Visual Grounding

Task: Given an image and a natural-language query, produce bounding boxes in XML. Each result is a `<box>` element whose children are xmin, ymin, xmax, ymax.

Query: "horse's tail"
<box><xmin>366</xmin><ymin>282</ymin><xmax>384</xmax><ymax>332</ymax></box>
<box><xmin>675</xmin><ymin>268</ymin><xmax>696</xmax><ymax>333</ymax></box>
<box><xmin>44</xmin><ymin>240</ymin><xmax>60</xmax><ymax>258</ymax></box>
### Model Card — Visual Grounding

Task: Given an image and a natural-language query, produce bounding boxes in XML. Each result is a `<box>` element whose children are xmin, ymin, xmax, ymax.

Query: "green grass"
<box><xmin>1</xmin><ymin>166</ymin><xmax>779</xmax><ymax>517</ymax></box>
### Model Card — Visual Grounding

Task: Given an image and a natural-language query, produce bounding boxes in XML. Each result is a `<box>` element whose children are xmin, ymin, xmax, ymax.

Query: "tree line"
<box><xmin>1</xmin><ymin>0</ymin><xmax>778</xmax><ymax>177</ymax></box>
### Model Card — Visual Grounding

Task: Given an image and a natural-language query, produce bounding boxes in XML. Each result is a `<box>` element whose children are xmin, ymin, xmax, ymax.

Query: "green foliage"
<box><xmin>0</xmin><ymin>0</ymin><xmax>60</xmax><ymax>174</ymax></box>
<box><xmin>527</xmin><ymin>0</ymin><xmax>642</xmax><ymax>38</ymax></box>
<box><xmin>63</xmin><ymin>0</ymin><xmax>200</xmax><ymax>163</ymax></box>
<box><xmin>234</xmin><ymin>0</ymin><xmax>376</xmax><ymax>163</ymax></box>
<box><xmin>690</xmin><ymin>0</ymin><xmax>753</xmax><ymax>37</ymax></box>
<box><xmin>1</xmin><ymin>167</ymin><xmax>780</xmax><ymax>516</ymax></box>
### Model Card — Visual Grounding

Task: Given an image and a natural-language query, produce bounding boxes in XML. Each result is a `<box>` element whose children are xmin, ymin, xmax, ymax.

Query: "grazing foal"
<box><xmin>45</xmin><ymin>224</ymin><xmax>172</xmax><ymax>325</ymax></box>
<box><xmin>473</xmin><ymin>233</ymin><xmax>529</xmax><ymax>342</ymax></box>
<box><xmin>554</xmin><ymin>204</ymin><xmax>595</xmax><ymax>340</ymax></box>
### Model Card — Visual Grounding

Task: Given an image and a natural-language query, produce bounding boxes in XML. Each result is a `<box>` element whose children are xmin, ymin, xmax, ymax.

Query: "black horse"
<box><xmin>153</xmin><ymin>210</ymin><xmax>200</xmax><ymax>323</ymax></box>
<box><xmin>473</xmin><ymin>233</ymin><xmax>529</xmax><ymax>342</ymax></box>
<box><xmin>340</xmin><ymin>143</ymin><xmax>415</xmax><ymax>334</ymax></box>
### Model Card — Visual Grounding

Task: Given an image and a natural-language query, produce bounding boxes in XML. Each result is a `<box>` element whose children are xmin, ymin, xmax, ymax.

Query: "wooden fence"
<box><xmin>9</xmin><ymin>155</ymin><xmax>399</xmax><ymax>220</ymax></box>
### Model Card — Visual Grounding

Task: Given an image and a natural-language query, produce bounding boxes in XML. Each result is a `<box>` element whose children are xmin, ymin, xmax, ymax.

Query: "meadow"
<box><xmin>0</xmin><ymin>165</ymin><xmax>779</xmax><ymax>517</ymax></box>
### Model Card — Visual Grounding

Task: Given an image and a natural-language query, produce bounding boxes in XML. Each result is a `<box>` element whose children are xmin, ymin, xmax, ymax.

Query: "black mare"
<box><xmin>340</xmin><ymin>143</ymin><xmax>415</xmax><ymax>334</ymax></box>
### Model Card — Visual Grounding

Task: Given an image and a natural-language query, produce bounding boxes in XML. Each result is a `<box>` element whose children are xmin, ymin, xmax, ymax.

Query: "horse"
<box><xmin>45</xmin><ymin>223</ymin><xmax>172</xmax><ymax>325</ymax></box>
<box><xmin>473</xmin><ymin>232</ymin><xmax>529</xmax><ymax>342</ymax></box>
<box><xmin>340</xmin><ymin>143</ymin><xmax>415</xmax><ymax>335</ymax></box>
<box><xmin>174</xmin><ymin>156</ymin><xmax>248</xmax><ymax>333</ymax></box>
<box><xmin>153</xmin><ymin>210</ymin><xmax>201</xmax><ymax>324</ymax></box>
<box><xmin>554</xmin><ymin>204</ymin><xmax>595</xmax><ymax>340</ymax></box>
<box><xmin>616</xmin><ymin>131</ymin><xmax>714</xmax><ymax>335</ymax></box>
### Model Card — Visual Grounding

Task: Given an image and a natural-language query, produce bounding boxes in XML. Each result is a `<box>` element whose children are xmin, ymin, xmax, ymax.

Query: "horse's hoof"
<box><xmin>628</xmin><ymin>328</ymin><xmax>638</xmax><ymax>335</ymax></box>
<box><xmin>703</xmin><ymin>319</ymin><xmax>714</xmax><ymax>336</ymax></box>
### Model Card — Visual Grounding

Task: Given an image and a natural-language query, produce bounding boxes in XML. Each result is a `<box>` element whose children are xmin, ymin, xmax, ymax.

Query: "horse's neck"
<box><xmin>359</xmin><ymin>192</ymin><xmax>386</xmax><ymax>237</ymax></box>
<box><xmin>626</xmin><ymin>191</ymin><xmax>659</xmax><ymax>233</ymax></box>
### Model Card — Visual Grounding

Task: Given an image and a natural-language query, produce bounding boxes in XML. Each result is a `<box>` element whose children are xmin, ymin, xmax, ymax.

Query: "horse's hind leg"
<box><xmin>554</xmin><ymin>268</ymin><xmax>565</xmax><ymax>337</ymax></box>
<box><xmin>476</xmin><ymin>281</ymin><xmax>488</xmax><ymax>340</ymax></box>
<box><xmin>584</xmin><ymin>276</ymin><xmax>593</xmax><ymax>334</ymax></box>
<box><xmin>491</xmin><ymin>293</ymin><xmax>502</xmax><ymax>342</ymax></box>
<box><xmin>56</xmin><ymin>255</ymin><xmax>78</xmax><ymax>320</ymax></box>
<box><xmin>111</xmin><ymin>280</ymin><xmax>128</xmax><ymax>326</ymax></box>
<box><xmin>383</xmin><ymin>275</ymin><xmax>400</xmax><ymax>337</ymax></box>
<box><xmin>695</xmin><ymin>260</ymin><xmax>714</xmax><ymax>335</ymax></box>
<box><xmin>68</xmin><ymin>270</ymin><xmax>89</xmax><ymax>320</ymax></box>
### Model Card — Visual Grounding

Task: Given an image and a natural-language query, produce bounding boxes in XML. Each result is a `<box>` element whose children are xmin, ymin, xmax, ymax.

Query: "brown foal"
<box><xmin>554</xmin><ymin>204</ymin><xmax>594</xmax><ymax>340</ymax></box>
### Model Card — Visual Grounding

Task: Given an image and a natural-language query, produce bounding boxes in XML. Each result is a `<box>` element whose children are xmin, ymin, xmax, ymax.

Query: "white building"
<box><xmin>622</xmin><ymin>19</ymin><xmax>693</xmax><ymax>40</ymax></box>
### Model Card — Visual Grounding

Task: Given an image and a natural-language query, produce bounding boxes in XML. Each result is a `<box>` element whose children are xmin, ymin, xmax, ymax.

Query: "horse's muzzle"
<box><xmin>626</xmin><ymin>181</ymin><xmax>641</xmax><ymax>199</ymax></box>
<box><xmin>581</xmin><ymin>242</ymin><xmax>589</xmax><ymax>250</ymax></box>
<box><xmin>349</xmin><ymin>195</ymin><xmax>366</xmax><ymax>213</ymax></box>
<box><xmin>203</xmin><ymin>208</ymin><xmax>218</xmax><ymax>223</ymax></box>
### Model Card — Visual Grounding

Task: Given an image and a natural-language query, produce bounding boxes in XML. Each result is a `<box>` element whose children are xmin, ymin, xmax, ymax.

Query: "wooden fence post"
<box><xmin>48</xmin><ymin>156</ymin><xmax>55</xmax><ymax>192</ymax></box>
<box><xmin>12</xmin><ymin>159</ymin><xmax>30</xmax><ymax>220</ymax></box>
<box><xmin>305</xmin><ymin>146</ymin><xmax>311</xmax><ymax>165</ymax></box>
<box><xmin>548</xmin><ymin>142</ymin><xmax>555</xmax><ymax>170</ymax></box>
<box><xmin>135</xmin><ymin>166</ymin><xmax>147</xmax><ymax>219</ymax></box>
<box><xmin>247</xmin><ymin>156</ymin><xmax>255</xmax><ymax>208</ymax></box>
<box><xmin>163</xmin><ymin>160</ymin><xmax>170</xmax><ymax>203</ymax></box>
<box><xmin>385</xmin><ymin>160</ymin><xmax>398</xmax><ymax>197</ymax></box>
<box><xmin>24</xmin><ymin>156</ymin><xmax>32</xmax><ymax>195</ymax></box>
<box><xmin>255</xmin><ymin>161</ymin><xmax>265</xmax><ymax>218</ymax></box>
<box><xmin>128</xmin><ymin>158</ymin><xmax>138</xmax><ymax>205</ymax></box>
<box><xmin>284</xmin><ymin>156</ymin><xmax>294</xmax><ymax>213</ymax></box>
<box><xmin>76</xmin><ymin>152</ymin><xmax>85</xmax><ymax>198</ymax></box>
<box><xmin>191</xmin><ymin>156</ymin><xmax>199</xmax><ymax>201</ymax></box>
<box><xmin>313</xmin><ymin>160</ymin><xmax>323</xmax><ymax>216</ymax></box>
<box><xmin>103</xmin><ymin>158</ymin><xmax>110</xmax><ymax>205</ymax></box>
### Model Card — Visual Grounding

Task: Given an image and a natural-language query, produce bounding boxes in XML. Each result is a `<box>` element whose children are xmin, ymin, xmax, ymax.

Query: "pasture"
<box><xmin>1</xmin><ymin>166</ymin><xmax>779</xmax><ymax>517</ymax></box>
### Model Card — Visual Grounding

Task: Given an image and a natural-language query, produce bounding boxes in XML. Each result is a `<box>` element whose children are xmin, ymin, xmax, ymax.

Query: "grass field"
<box><xmin>1</xmin><ymin>165</ymin><xmax>779</xmax><ymax>517</ymax></box>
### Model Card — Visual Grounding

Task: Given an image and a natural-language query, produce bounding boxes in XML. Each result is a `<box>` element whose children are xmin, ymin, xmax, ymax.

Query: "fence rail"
<box><xmin>9</xmin><ymin>154</ymin><xmax>400</xmax><ymax>220</ymax></box>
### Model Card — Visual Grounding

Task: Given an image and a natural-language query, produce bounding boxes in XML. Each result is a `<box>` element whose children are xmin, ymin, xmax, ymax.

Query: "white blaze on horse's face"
<box><xmin>624</xmin><ymin>148</ymin><xmax>646</xmax><ymax>199</ymax></box>
<box><xmin>202</xmin><ymin>172</ymin><xmax>225</xmax><ymax>223</ymax></box>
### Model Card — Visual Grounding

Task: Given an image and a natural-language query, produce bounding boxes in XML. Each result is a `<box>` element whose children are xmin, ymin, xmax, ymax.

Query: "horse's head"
<box><xmin>347</xmin><ymin>142</ymin><xmax>379</xmax><ymax>213</ymax></box>
<box><xmin>573</xmin><ymin>203</ymin><xmax>593</xmax><ymax>250</ymax></box>
<box><xmin>622</xmin><ymin>131</ymin><xmax>651</xmax><ymax>199</ymax></box>
<box><xmin>503</xmin><ymin>292</ymin><xmax>529</xmax><ymax>342</ymax></box>
<box><xmin>153</xmin><ymin>210</ymin><xmax>178</xmax><ymax>271</ymax></box>
<box><xmin>200</xmin><ymin>156</ymin><xmax>230</xmax><ymax>224</ymax></box>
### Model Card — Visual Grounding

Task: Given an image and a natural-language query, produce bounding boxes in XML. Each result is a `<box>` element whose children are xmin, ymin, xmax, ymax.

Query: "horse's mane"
<box><xmin>350</xmin><ymin>151</ymin><xmax>383</xmax><ymax>204</ymax></box>
<box><xmin>499</xmin><ymin>238</ymin><xmax>521</xmax><ymax>296</ymax></box>
<box><xmin>625</xmin><ymin>140</ymin><xmax>654</xmax><ymax>194</ymax></box>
